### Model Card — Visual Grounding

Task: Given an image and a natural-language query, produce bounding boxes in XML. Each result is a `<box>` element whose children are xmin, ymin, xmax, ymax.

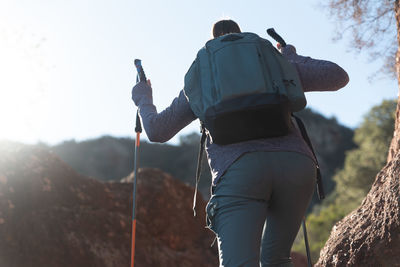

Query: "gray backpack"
<box><xmin>186</xmin><ymin>31</ymin><xmax>324</xmax><ymax>217</ymax></box>
<box><xmin>183</xmin><ymin>32</ymin><xmax>306</xmax><ymax>145</ymax></box>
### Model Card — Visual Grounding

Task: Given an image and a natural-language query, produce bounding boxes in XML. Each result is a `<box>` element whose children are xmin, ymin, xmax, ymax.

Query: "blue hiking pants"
<box><xmin>205</xmin><ymin>151</ymin><xmax>316</xmax><ymax>267</ymax></box>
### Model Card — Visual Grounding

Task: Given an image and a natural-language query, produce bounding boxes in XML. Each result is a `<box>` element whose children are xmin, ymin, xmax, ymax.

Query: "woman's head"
<box><xmin>212</xmin><ymin>19</ymin><xmax>241</xmax><ymax>38</ymax></box>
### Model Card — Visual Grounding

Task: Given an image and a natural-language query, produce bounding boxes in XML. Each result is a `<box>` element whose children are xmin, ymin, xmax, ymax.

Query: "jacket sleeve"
<box><xmin>136</xmin><ymin>90</ymin><xmax>197</xmax><ymax>143</ymax></box>
<box><xmin>281</xmin><ymin>45</ymin><xmax>349</xmax><ymax>92</ymax></box>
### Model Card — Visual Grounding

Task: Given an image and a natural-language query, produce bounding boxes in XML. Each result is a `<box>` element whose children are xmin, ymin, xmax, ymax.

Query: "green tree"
<box><xmin>334</xmin><ymin>99</ymin><xmax>397</xmax><ymax>208</ymax></box>
<box><xmin>293</xmin><ymin>99</ymin><xmax>397</xmax><ymax>261</ymax></box>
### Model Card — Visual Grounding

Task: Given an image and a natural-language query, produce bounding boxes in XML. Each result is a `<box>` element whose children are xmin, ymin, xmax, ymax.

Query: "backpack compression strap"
<box><xmin>293</xmin><ymin>114</ymin><xmax>325</xmax><ymax>200</ymax></box>
<box><xmin>193</xmin><ymin>124</ymin><xmax>207</xmax><ymax>216</ymax></box>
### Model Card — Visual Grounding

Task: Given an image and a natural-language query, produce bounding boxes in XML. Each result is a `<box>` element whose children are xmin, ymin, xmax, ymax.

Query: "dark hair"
<box><xmin>212</xmin><ymin>20</ymin><xmax>241</xmax><ymax>38</ymax></box>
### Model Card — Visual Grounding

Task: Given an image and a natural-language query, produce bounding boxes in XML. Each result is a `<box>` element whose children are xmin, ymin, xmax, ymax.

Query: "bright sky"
<box><xmin>0</xmin><ymin>0</ymin><xmax>398</xmax><ymax>145</ymax></box>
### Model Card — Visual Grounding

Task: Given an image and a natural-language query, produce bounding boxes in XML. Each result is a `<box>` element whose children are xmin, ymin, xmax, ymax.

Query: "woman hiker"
<box><xmin>131</xmin><ymin>20</ymin><xmax>349</xmax><ymax>267</ymax></box>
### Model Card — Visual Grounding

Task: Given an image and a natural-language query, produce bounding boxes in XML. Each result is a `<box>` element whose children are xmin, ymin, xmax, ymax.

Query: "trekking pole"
<box><xmin>267</xmin><ymin>28</ymin><xmax>313</xmax><ymax>267</ymax></box>
<box><xmin>131</xmin><ymin>59</ymin><xmax>146</xmax><ymax>267</ymax></box>
<box><xmin>302</xmin><ymin>217</ymin><xmax>312</xmax><ymax>267</ymax></box>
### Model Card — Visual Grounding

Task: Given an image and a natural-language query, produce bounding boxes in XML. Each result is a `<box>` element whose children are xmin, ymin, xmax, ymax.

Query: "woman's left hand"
<box><xmin>131</xmin><ymin>79</ymin><xmax>153</xmax><ymax>106</ymax></box>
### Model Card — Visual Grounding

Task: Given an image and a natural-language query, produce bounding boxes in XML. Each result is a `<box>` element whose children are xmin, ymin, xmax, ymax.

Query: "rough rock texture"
<box><xmin>121</xmin><ymin>169</ymin><xmax>218</xmax><ymax>267</ymax></box>
<box><xmin>388</xmin><ymin>0</ymin><xmax>400</xmax><ymax>163</ymax></box>
<box><xmin>0</xmin><ymin>144</ymin><xmax>217</xmax><ymax>267</ymax></box>
<box><xmin>316</xmin><ymin>2</ymin><xmax>400</xmax><ymax>266</ymax></box>
<box><xmin>316</xmin><ymin>153</ymin><xmax>400</xmax><ymax>266</ymax></box>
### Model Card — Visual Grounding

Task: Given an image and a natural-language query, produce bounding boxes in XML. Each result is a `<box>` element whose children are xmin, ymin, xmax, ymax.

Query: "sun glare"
<box><xmin>0</xmin><ymin>27</ymin><xmax>49</xmax><ymax>142</ymax></box>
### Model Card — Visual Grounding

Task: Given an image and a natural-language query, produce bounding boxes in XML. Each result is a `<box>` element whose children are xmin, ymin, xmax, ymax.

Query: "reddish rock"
<box><xmin>0</xmin><ymin>144</ymin><xmax>311</xmax><ymax>267</ymax></box>
<box><xmin>315</xmin><ymin>153</ymin><xmax>400</xmax><ymax>266</ymax></box>
<box><xmin>121</xmin><ymin>168</ymin><xmax>218</xmax><ymax>267</ymax></box>
<box><xmin>0</xmin><ymin>145</ymin><xmax>217</xmax><ymax>267</ymax></box>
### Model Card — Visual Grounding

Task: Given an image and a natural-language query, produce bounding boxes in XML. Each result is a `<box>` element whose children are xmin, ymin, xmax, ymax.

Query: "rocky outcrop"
<box><xmin>316</xmin><ymin>153</ymin><xmax>400</xmax><ymax>266</ymax></box>
<box><xmin>0</xmin><ymin>144</ymin><xmax>309</xmax><ymax>266</ymax></box>
<box><xmin>388</xmin><ymin>0</ymin><xmax>400</xmax><ymax>163</ymax></box>
<box><xmin>317</xmin><ymin>3</ymin><xmax>400</xmax><ymax>265</ymax></box>
<box><xmin>120</xmin><ymin>169</ymin><xmax>218</xmax><ymax>267</ymax></box>
<box><xmin>0</xmin><ymin>144</ymin><xmax>217</xmax><ymax>267</ymax></box>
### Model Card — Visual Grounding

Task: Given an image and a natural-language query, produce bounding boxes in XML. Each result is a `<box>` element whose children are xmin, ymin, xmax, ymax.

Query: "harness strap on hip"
<box><xmin>193</xmin><ymin>124</ymin><xmax>207</xmax><ymax>216</ymax></box>
<box><xmin>293</xmin><ymin>114</ymin><xmax>325</xmax><ymax>200</ymax></box>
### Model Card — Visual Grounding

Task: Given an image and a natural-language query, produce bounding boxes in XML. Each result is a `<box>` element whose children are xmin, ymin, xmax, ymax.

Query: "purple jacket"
<box><xmin>131</xmin><ymin>45</ymin><xmax>349</xmax><ymax>185</ymax></box>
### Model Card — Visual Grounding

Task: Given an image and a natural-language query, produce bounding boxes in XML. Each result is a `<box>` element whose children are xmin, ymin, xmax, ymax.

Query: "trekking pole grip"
<box><xmin>266</xmin><ymin>28</ymin><xmax>287</xmax><ymax>47</ymax></box>
<box><xmin>134</xmin><ymin>59</ymin><xmax>146</xmax><ymax>133</ymax></box>
<box><xmin>134</xmin><ymin>59</ymin><xmax>147</xmax><ymax>82</ymax></box>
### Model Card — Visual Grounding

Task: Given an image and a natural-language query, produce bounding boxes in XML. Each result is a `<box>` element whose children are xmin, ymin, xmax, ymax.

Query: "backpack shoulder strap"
<box><xmin>292</xmin><ymin>114</ymin><xmax>325</xmax><ymax>200</ymax></box>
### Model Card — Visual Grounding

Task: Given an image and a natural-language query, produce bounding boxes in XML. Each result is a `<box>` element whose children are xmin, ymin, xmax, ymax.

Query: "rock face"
<box><xmin>316</xmin><ymin>3</ymin><xmax>400</xmax><ymax>266</ymax></box>
<box><xmin>316</xmin><ymin>153</ymin><xmax>400</xmax><ymax>266</ymax></box>
<box><xmin>0</xmin><ymin>144</ymin><xmax>217</xmax><ymax>267</ymax></box>
<box><xmin>388</xmin><ymin>1</ymin><xmax>400</xmax><ymax>163</ymax></box>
